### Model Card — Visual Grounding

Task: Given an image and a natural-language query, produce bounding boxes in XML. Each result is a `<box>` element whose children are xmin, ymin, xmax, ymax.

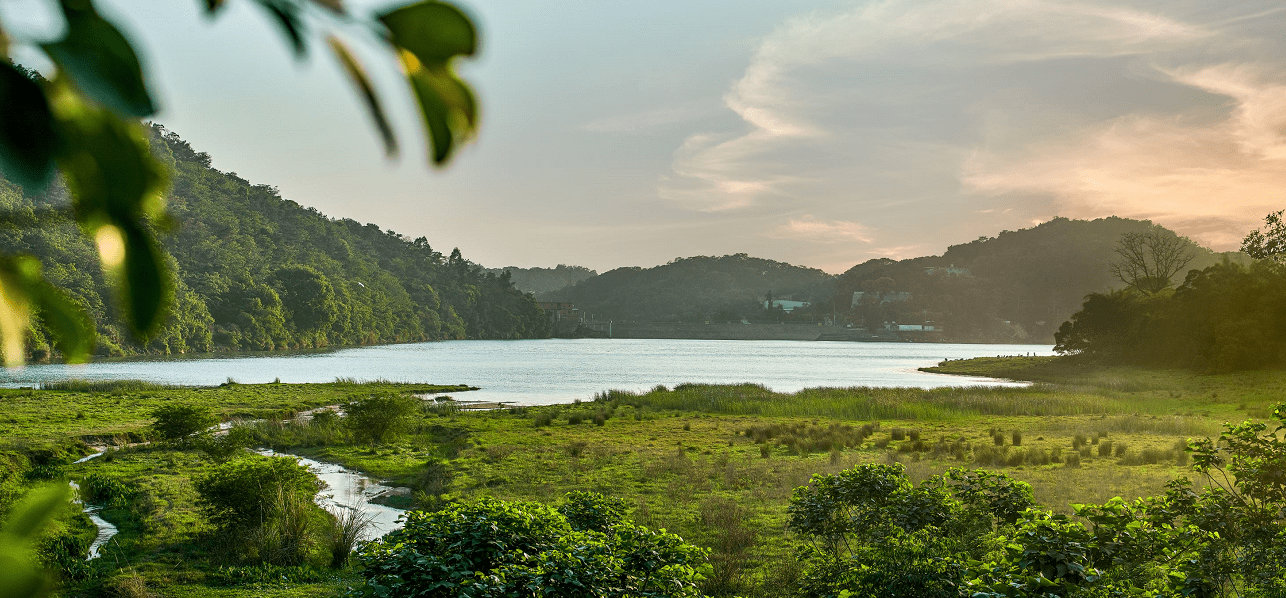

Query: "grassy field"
<box><xmin>4</xmin><ymin>360</ymin><xmax>1281</xmax><ymax>597</ymax></box>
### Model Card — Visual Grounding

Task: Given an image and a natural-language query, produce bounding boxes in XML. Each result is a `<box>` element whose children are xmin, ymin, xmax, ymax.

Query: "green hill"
<box><xmin>835</xmin><ymin>217</ymin><xmax>1247</xmax><ymax>342</ymax></box>
<box><xmin>545</xmin><ymin>253</ymin><xmax>834</xmax><ymax>323</ymax></box>
<box><xmin>0</xmin><ymin>126</ymin><xmax>549</xmax><ymax>359</ymax></box>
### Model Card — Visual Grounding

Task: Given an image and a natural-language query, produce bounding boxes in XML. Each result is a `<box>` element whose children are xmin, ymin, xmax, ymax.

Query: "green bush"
<box><xmin>194</xmin><ymin>456</ymin><xmax>322</xmax><ymax>530</ymax></box>
<box><xmin>350</xmin><ymin>497</ymin><xmax>709</xmax><ymax>598</ymax></box>
<box><xmin>150</xmin><ymin>403</ymin><xmax>218</xmax><ymax>440</ymax></box>
<box><xmin>344</xmin><ymin>392</ymin><xmax>420</xmax><ymax>445</ymax></box>
<box><xmin>558</xmin><ymin>491</ymin><xmax>628</xmax><ymax>533</ymax></box>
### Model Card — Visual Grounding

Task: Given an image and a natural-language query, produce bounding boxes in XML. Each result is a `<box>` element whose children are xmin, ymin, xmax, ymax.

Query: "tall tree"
<box><xmin>1241</xmin><ymin>209</ymin><xmax>1286</xmax><ymax>261</ymax></box>
<box><xmin>1108</xmin><ymin>226</ymin><xmax>1196</xmax><ymax>295</ymax></box>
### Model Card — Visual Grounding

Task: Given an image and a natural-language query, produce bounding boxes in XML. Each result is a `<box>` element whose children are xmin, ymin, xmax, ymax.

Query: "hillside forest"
<box><xmin>0</xmin><ymin>126</ymin><xmax>550</xmax><ymax>360</ymax></box>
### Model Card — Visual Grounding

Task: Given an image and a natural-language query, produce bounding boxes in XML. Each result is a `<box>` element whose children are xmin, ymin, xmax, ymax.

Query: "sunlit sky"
<box><xmin>5</xmin><ymin>0</ymin><xmax>1286</xmax><ymax>273</ymax></box>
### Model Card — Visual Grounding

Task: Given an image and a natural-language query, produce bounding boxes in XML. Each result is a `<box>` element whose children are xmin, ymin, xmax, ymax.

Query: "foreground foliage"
<box><xmin>788</xmin><ymin>405</ymin><xmax>1286</xmax><ymax>598</ymax></box>
<box><xmin>351</xmin><ymin>493</ymin><xmax>710</xmax><ymax>598</ymax></box>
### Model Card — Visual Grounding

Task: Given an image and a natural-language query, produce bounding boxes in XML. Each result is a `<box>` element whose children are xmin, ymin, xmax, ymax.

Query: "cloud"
<box><xmin>658</xmin><ymin>0</ymin><xmax>1286</xmax><ymax>253</ymax></box>
<box><xmin>770</xmin><ymin>216</ymin><xmax>874</xmax><ymax>243</ymax></box>
<box><xmin>963</xmin><ymin>63</ymin><xmax>1286</xmax><ymax>249</ymax></box>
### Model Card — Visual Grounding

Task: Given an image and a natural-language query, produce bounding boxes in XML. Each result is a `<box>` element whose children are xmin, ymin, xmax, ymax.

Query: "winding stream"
<box><xmin>255</xmin><ymin>449</ymin><xmax>408</xmax><ymax>539</ymax></box>
<box><xmin>67</xmin><ymin>480</ymin><xmax>120</xmax><ymax>560</ymax></box>
<box><xmin>73</xmin><ymin>445</ymin><xmax>407</xmax><ymax>560</ymax></box>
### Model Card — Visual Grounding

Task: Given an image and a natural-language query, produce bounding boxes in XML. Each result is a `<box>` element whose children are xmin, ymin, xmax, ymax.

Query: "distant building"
<box><xmin>924</xmin><ymin>264</ymin><xmax>971</xmax><ymax>276</ymax></box>
<box><xmin>893</xmin><ymin>324</ymin><xmax>938</xmax><ymax>332</ymax></box>
<box><xmin>765</xmin><ymin>299</ymin><xmax>810</xmax><ymax>312</ymax></box>
<box><xmin>537</xmin><ymin>302</ymin><xmax>579</xmax><ymax>323</ymax></box>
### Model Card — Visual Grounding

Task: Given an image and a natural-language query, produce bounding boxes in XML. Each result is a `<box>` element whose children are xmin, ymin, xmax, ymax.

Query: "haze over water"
<box><xmin>0</xmin><ymin>340</ymin><xmax>1054</xmax><ymax>404</ymax></box>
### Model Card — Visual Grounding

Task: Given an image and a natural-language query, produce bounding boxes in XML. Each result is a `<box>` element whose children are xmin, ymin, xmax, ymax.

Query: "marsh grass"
<box><xmin>42</xmin><ymin>379</ymin><xmax>179</xmax><ymax>393</ymax></box>
<box><xmin>601</xmin><ymin>383</ymin><xmax>1120</xmax><ymax>421</ymax></box>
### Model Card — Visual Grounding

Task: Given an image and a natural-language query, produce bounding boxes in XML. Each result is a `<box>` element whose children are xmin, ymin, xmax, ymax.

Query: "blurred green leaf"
<box><xmin>2</xmin><ymin>483</ymin><xmax>70</xmax><ymax>540</ymax></box>
<box><xmin>0</xmin><ymin>257</ymin><xmax>36</xmax><ymax>366</ymax></box>
<box><xmin>53</xmin><ymin>90</ymin><xmax>168</xmax><ymax>224</ymax></box>
<box><xmin>120</xmin><ymin>220</ymin><xmax>173</xmax><ymax>336</ymax></box>
<box><xmin>379</xmin><ymin>1</ymin><xmax>476</xmax><ymax>63</ymax></box>
<box><xmin>0</xmin><ymin>546</ymin><xmax>46</xmax><ymax>598</ymax></box>
<box><xmin>31</xmin><ymin>274</ymin><xmax>96</xmax><ymax>364</ymax></box>
<box><xmin>0</xmin><ymin>255</ymin><xmax>95</xmax><ymax>365</ymax></box>
<box><xmin>328</xmin><ymin>36</ymin><xmax>397</xmax><ymax>157</ymax></box>
<box><xmin>0</xmin><ymin>484</ymin><xmax>69</xmax><ymax>598</ymax></box>
<box><xmin>254</xmin><ymin>0</ymin><xmax>308</xmax><ymax>57</ymax></box>
<box><xmin>53</xmin><ymin>89</ymin><xmax>171</xmax><ymax>337</ymax></box>
<box><xmin>381</xmin><ymin>2</ymin><xmax>478</xmax><ymax>166</ymax></box>
<box><xmin>401</xmin><ymin>55</ymin><xmax>476</xmax><ymax>165</ymax></box>
<box><xmin>0</xmin><ymin>63</ymin><xmax>59</xmax><ymax>191</ymax></box>
<box><xmin>310</xmin><ymin>0</ymin><xmax>346</xmax><ymax>15</ymax></box>
<box><xmin>204</xmin><ymin>0</ymin><xmax>226</xmax><ymax>13</ymax></box>
<box><xmin>41</xmin><ymin>0</ymin><xmax>156</xmax><ymax>118</ymax></box>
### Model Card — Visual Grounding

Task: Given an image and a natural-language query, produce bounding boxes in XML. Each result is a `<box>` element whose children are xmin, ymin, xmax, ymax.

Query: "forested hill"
<box><xmin>544</xmin><ymin>254</ymin><xmax>835</xmax><ymax>322</ymax></box>
<box><xmin>837</xmin><ymin>217</ymin><xmax>1248</xmax><ymax>342</ymax></box>
<box><xmin>0</xmin><ymin>126</ymin><xmax>549</xmax><ymax>359</ymax></box>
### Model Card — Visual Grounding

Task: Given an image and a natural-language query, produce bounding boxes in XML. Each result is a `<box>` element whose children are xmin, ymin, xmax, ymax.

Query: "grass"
<box><xmin>5</xmin><ymin>358</ymin><xmax>1283</xmax><ymax>597</ymax></box>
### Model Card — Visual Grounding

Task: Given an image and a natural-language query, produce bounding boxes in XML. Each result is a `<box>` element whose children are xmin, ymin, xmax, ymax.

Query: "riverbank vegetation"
<box><xmin>3</xmin><ymin>361</ymin><xmax>1283</xmax><ymax>597</ymax></box>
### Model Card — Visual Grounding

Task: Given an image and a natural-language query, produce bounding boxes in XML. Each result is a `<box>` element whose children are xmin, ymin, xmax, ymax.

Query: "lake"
<box><xmin>0</xmin><ymin>339</ymin><xmax>1055</xmax><ymax>405</ymax></box>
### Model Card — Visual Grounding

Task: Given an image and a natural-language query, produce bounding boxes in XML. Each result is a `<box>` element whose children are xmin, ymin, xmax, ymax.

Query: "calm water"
<box><xmin>0</xmin><ymin>339</ymin><xmax>1055</xmax><ymax>405</ymax></box>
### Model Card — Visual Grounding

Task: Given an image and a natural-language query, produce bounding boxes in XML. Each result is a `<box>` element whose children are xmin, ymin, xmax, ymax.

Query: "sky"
<box><xmin>4</xmin><ymin>0</ymin><xmax>1286</xmax><ymax>274</ymax></box>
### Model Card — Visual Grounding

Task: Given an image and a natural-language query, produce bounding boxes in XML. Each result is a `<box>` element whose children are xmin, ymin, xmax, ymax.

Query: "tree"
<box><xmin>271</xmin><ymin>266</ymin><xmax>339</xmax><ymax>338</ymax></box>
<box><xmin>1108</xmin><ymin>226</ymin><xmax>1196</xmax><ymax>295</ymax></box>
<box><xmin>0</xmin><ymin>0</ymin><xmax>481</xmax><ymax>366</ymax></box>
<box><xmin>1241</xmin><ymin>209</ymin><xmax>1286</xmax><ymax>261</ymax></box>
<box><xmin>150</xmin><ymin>403</ymin><xmax>218</xmax><ymax>440</ymax></box>
<box><xmin>343</xmin><ymin>391</ymin><xmax>420</xmax><ymax>445</ymax></box>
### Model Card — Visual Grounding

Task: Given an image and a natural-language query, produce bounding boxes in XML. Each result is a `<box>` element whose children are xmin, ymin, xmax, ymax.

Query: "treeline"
<box><xmin>836</xmin><ymin>217</ymin><xmax>1244</xmax><ymax>342</ymax></box>
<box><xmin>544</xmin><ymin>253</ymin><xmax>835</xmax><ymax>323</ymax></box>
<box><xmin>0</xmin><ymin>126</ymin><xmax>549</xmax><ymax>359</ymax></box>
<box><xmin>1055</xmin><ymin>259</ymin><xmax>1286</xmax><ymax>372</ymax></box>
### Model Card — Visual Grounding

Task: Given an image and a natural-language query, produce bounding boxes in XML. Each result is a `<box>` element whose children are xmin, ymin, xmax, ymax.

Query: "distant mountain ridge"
<box><xmin>522</xmin><ymin>217</ymin><xmax>1247</xmax><ymax>343</ymax></box>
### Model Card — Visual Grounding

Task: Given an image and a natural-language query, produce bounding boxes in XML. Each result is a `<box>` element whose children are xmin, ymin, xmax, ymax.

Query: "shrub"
<box><xmin>1098</xmin><ymin>440</ymin><xmax>1114</xmax><ymax>457</ymax></box>
<box><xmin>344</xmin><ymin>392</ymin><xmax>420</xmax><ymax>444</ymax></box>
<box><xmin>1063</xmin><ymin>452</ymin><xmax>1081</xmax><ymax>467</ymax></box>
<box><xmin>891</xmin><ymin>428</ymin><xmax>906</xmax><ymax>441</ymax></box>
<box><xmin>194</xmin><ymin>426</ymin><xmax>253</xmax><ymax>462</ymax></box>
<box><xmin>1012</xmin><ymin>430</ymin><xmax>1023</xmax><ymax>446</ymax></box>
<box><xmin>1114</xmin><ymin>442</ymin><xmax>1128</xmax><ymax>458</ymax></box>
<box><xmin>533</xmin><ymin>412</ymin><xmax>553</xmax><ymax>427</ymax></box>
<box><xmin>351</xmin><ymin>497</ymin><xmax>709</xmax><ymax>597</ymax></box>
<box><xmin>568</xmin><ymin>413</ymin><xmax>584</xmax><ymax>425</ymax></box>
<box><xmin>194</xmin><ymin>456</ymin><xmax>322</xmax><ymax>530</ymax></box>
<box><xmin>993</xmin><ymin>433</ymin><xmax>1005</xmax><ymax>446</ymax></box>
<box><xmin>908</xmin><ymin>430</ymin><xmax>921</xmax><ymax>442</ymax></box>
<box><xmin>151</xmin><ymin>403</ymin><xmax>218</xmax><ymax>440</ymax></box>
<box><xmin>559</xmin><ymin>491</ymin><xmax>628</xmax><ymax>533</ymax></box>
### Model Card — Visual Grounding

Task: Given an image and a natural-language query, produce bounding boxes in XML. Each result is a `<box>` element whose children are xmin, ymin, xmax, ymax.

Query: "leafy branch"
<box><xmin>0</xmin><ymin>0</ymin><xmax>480</xmax><ymax>365</ymax></box>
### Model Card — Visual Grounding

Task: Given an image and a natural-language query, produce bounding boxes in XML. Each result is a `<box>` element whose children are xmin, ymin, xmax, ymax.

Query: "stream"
<box><xmin>67</xmin><ymin>480</ymin><xmax>120</xmax><ymax>560</ymax></box>
<box><xmin>73</xmin><ymin>446</ymin><xmax>408</xmax><ymax>560</ymax></box>
<box><xmin>255</xmin><ymin>449</ymin><xmax>409</xmax><ymax>539</ymax></box>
